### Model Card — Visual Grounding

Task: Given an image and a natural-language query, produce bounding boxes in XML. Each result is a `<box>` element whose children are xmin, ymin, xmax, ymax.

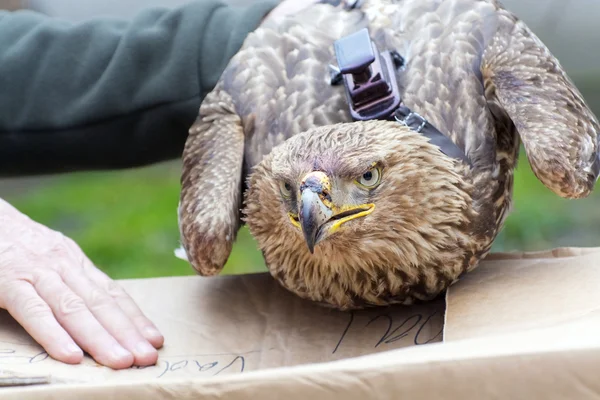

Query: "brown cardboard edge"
<box><xmin>2</xmin><ymin>322</ymin><xmax>599</xmax><ymax>400</ymax></box>
<box><xmin>483</xmin><ymin>246</ymin><xmax>600</xmax><ymax>261</ymax></box>
<box><xmin>2</xmin><ymin>348</ymin><xmax>598</xmax><ymax>400</ymax></box>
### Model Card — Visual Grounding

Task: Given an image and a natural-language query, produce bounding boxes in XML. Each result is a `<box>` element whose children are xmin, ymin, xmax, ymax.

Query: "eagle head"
<box><xmin>244</xmin><ymin>120</ymin><xmax>477</xmax><ymax>309</ymax></box>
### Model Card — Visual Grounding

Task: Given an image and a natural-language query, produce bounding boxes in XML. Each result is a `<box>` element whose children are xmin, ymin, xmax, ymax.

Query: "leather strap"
<box><xmin>393</xmin><ymin>106</ymin><xmax>472</xmax><ymax>167</ymax></box>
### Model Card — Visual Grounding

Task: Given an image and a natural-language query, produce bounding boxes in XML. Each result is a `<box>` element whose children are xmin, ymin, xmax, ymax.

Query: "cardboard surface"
<box><xmin>1</xmin><ymin>247</ymin><xmax>600</xmax><ymax>399</ymax></box>
<box><xmin>445</xmin><ymin>247</ymin><xmax>600</xmax><ymax>341</ymax></box>
<box><xmin>0</xmin><ymin>273</ymin><xmax>443</xmax><ymax>384</ymax></box>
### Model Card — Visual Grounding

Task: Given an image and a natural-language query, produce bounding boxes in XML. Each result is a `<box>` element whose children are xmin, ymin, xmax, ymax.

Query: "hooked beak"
<box><xmin>297</xmin><ymin>171</ymin><xmax>374</xmax><ymax>254</ymax></box>
<box><xmin>300</xmin><ymin>188</ymin><xmax>332</xmax><ymax>254</ymax></box>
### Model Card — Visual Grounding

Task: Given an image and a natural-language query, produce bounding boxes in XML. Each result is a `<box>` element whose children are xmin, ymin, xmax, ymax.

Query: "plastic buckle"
<box><xmin>332</xmin><ymin>28</ymin><xmax>403</xmax><ymax>121</ymax></box>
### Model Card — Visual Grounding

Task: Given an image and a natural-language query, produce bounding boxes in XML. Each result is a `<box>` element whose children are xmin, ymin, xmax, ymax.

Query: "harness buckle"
<box><xmin>332</xmin><ymin>28</ymin><xmax>402</xmax><ymax>121</ymax></box>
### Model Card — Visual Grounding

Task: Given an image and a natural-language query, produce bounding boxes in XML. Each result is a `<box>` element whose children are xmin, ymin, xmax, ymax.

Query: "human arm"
<box><xmin>0</xmin><ymin>0</ymin><xmax>278</xmax><ymax>176</ymax></box>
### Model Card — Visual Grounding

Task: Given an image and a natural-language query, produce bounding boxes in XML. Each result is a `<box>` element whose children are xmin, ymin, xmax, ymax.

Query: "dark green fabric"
<box><xmin>0</xmin><ymin>0</ymin><xmax>278</xmax><ymax>176</ymax></box>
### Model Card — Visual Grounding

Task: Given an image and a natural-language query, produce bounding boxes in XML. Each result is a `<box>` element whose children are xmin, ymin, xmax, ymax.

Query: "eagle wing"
<box><xmin>178</xmin><ymin>88</ymin><xmax>245</xmax><ymax>275</ymax></box>
<box><xmin>482</xmin><ymin>5</ymin><xmax>600</xmax><ymax>198</ymax></box>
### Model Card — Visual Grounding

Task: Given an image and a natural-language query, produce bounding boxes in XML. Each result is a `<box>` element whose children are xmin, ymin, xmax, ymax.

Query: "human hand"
<box><xmin>0</xmin><ymin>198</ymin><xmax>164</xmax><ymax>369</ymax></box>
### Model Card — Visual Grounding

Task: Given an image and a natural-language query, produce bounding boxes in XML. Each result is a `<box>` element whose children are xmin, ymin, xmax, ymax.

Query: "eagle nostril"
<box><xmin>300</xmin><ymin>172</ymin><xmax>332</xmax><ymax>202</ymax></box>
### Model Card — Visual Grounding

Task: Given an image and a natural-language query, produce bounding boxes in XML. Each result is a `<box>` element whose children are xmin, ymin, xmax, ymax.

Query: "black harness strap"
<box><xmin>393</xmin><ymin>106</ymin><xmax>472</xmax><ymax>166</ymax></box>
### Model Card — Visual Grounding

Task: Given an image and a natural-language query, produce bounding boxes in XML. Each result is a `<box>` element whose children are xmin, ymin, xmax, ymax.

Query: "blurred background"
<box><xmin>1</xmin><ymin>0</ymin><xmax>599</xmax><ymax>280</ymax></box>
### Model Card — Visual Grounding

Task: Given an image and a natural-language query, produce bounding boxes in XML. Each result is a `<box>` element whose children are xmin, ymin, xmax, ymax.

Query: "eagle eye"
<box><xmin>279</xmin><ymin>181</ymin><xmax>293</xmax><ymax>198</ymax></box>
<box><xmin>356</xmin><ymin>166</ymin><xmax>382</xmax><ymax>189</ymax></box>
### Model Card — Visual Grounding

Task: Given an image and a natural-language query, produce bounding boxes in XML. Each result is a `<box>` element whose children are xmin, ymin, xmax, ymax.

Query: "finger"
<box><xmin>62</xmin><ymin>236</ymin><xmax>164</xmax><ymax>349</ymax></box>
<box><xmin>33</xmin><ymin>271</ymin><xmax>134</xmax><ymax>369</ymax></box>
<box><xmin>60</xmin><ymin>266</ymin><xmax>158</xmax><ymax>366</ymax></box>
<box><xmin>2</xmin><ymin>281</ymin><xmax>83</xmax><ymax>364</ymax></box>
<box><xmin>83</xmin><ymin>262</ymin><xmax>164</xmax><ymax>349</ymax></box>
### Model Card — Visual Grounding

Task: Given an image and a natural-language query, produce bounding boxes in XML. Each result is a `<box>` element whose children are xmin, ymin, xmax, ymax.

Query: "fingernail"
<box><xmin>112</xmin><ymin>344</ymin><xmax>132</xmax><ymax>360</ymax></box>
<box><xmin>135</xmin><ymin>341</ymin><xmax>156</xmax><ymax>356</ymax></box>
<box><xmin>144</xmin><ymin>326</ymin><xmax>162</xmax><ymax>339</ymax></box>
<box><xmin>67</xmin><ymin>343</ymin><xmax>82</xmax><ymax>355</ymax></box>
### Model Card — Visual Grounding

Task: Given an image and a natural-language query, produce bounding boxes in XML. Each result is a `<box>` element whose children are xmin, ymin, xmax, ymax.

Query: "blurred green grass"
<box><xmin>2</xmin><ymin>162</ymin><xmax>267</xmax><ymax>279</ymax></box>
<box><xmin>3</xmin><ymin>148</ymin><xmax>600</xmax><ymax>280</ymax></box>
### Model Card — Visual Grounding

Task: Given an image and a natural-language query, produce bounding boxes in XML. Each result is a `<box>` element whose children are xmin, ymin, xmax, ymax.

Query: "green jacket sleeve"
<box><xmin>0</xmin><ymin>1</ymin><xmax>278</xmax><ymax>177</ymax></box>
